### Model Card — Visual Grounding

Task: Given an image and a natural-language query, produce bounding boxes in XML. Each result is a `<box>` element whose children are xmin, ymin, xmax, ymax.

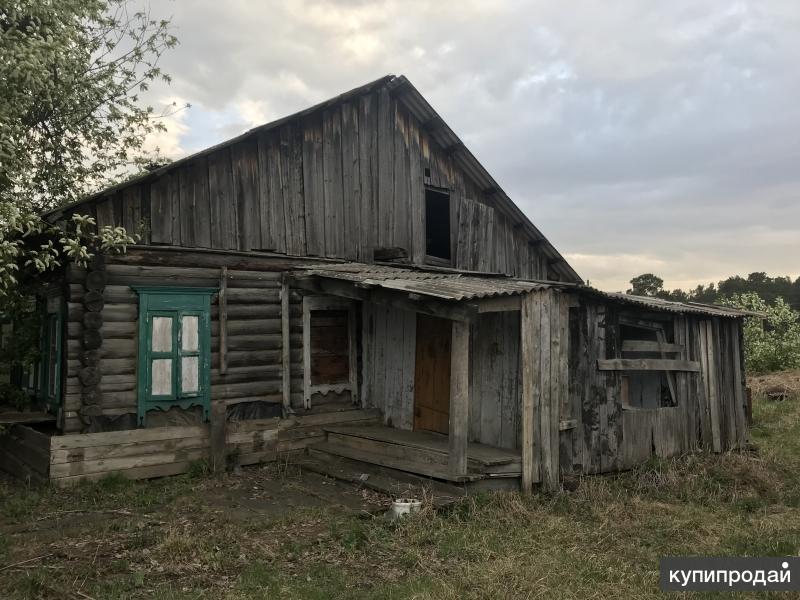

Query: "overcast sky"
<box><xmin>141</xmin><ymin>0</ymin><xmax>800</xmax><ymax>292</ymax></box>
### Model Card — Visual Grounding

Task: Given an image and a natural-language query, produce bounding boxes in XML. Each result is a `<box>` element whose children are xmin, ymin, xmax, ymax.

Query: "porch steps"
<box><xmin>308</xmin><ymin>442</ymin><xmax>482</xmax><ymax>483</ymax></box>
<box><xmin>299</xmin><ymin>452</ymin><xmax>468</xmax><ymax>507</ymax></box>
<box><xmin>323</xmin><ymin>425</ymin><xmax>522</xmax><ymax>475</ymax></box>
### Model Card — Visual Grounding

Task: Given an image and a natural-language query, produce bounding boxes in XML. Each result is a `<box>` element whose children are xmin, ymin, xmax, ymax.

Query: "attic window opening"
<box><xmin>425</xmin><ymin>188</ymin><xmax>451</xmax><ymax>261</ymax></box>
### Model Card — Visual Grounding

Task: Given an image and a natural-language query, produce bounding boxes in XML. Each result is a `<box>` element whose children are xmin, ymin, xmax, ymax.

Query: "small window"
<box><xmin>425</xmin><ymin>188</ymin><xmax>451</xmax><ymax>261</ymax></box>
<box><xmin>302</xmin><ymin>297</ymin><xmax>357</xmax><ymax>409</ymax></box>
<box><xmin>310</xmin><ymin>309</ymin><xmax>350</xmax><ymax>385</ymax></box>
<box><xmin>134</xmin><ymin>287</ymin><xmax>216</xmax><ymax>425</ymax></box>
<box><xmin>620</xmin><ymin>323</ymin><xmax>677</xmax><ymax>409</ymax></box>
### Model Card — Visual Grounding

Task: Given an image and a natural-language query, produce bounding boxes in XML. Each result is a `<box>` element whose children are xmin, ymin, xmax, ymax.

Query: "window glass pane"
<box><xmin>182</xmin><ymin>315</ymin><xmax>199</xmax><ymax>352</ymax></box>
<box><xmin>181</xmin><ymin>356</ymin><xmax>199</xmax><ymax>393</ymax></box>
<box><xmin>152</xmin><ymin>316</ymin><xmax>173</xmax><ymax>352</ymax></box>
<box><xmin>151</xmin><ymin>358</ymin><xmax>172</xmax><ymax>396</ymax></box>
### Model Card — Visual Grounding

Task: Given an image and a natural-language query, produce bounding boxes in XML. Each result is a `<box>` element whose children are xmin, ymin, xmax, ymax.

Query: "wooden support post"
<box><xmin>219</xmin><ymin>266</ymin><xmax>228</xmax><ymax>375</ymax></box>
<box><xmin>281</xmin><ymin>275</ymin><xmax>291</xmax><ymax>414</ymax></box>
<box><xmin>210</xmin><ymin>400</ymin><xmax>227</xmax><ymax>473</ymax></box>
<box><xmin>520</xmin><ymin>292</ymin><xmax>539</xmax><ymax>494</ymax></box>
<box><xmin>448</xmin><ymin>320</ymin><xmax>470</xmax><ymax>478</ymax></box>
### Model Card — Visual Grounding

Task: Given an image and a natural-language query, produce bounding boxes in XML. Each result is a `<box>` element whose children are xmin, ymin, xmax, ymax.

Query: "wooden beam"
<box><xmin>621</xmin><ymin>340</ymin><xmax>684</xmax><ymax>353</ymax></box>
<box><xmin>291</xmin><ymin>275</ymin><xmax>477</xmax><ymax>322</ymax></box>
<box><xmin>280</xmin><ymin>275</ymin><xmax>291</xmax><ymax>414</ymax></box>
<box><xmin>476</xmin><ymin>296</ymin><xmax>521</xmax><ymax>313</ymax></box>
<box><xmin>448</xmin><ymin>320</ymin><xmax>470</xmax><ymax>478</ymax></box>
<box><xmin>597</xmin><ymin>358</ymin><xmax>701</xmax><ymax>372</ymax></box>
<box><xmin>520</xmin><ymin>292</ymin><xmax>539</xmax><ymax>494</ymax></box>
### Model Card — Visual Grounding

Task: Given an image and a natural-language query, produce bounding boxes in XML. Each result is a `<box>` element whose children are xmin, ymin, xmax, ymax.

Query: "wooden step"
<box><xmin>309</xmin><ymin>442</ymin><xmax>484</xmax><ymax>483</ymax></box>
<box><xmin>324</xmin><ymin>425</ymin><xmax>522</xmax><ymax>474</ymax></box>
<box><xmin>299</xmin><ymin>453</ymin><xmax>467</xmax><ymax>507</ymax></box>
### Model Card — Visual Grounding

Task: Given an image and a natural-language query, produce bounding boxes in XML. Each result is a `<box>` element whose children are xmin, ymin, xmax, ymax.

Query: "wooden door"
<box><xmin>414</xmin><ymin>315</ymin><xmax>452</xmax><ymax>434</ymax></box>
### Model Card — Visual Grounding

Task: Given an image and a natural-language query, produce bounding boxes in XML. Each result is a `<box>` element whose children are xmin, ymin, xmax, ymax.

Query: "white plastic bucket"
<box><xmin>389</xmin><ymin>498</ymin><xmax>422</xmax><ymax>520</ymax></box>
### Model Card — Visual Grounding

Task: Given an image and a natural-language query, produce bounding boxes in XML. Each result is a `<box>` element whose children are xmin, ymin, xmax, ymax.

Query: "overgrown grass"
<box><xmin>2</xmin><ymin>389</ymin><xmax>800</xmax><ymax>599</ymax></box>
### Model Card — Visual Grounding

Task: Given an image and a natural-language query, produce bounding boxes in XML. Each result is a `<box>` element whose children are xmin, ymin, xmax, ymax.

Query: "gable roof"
<box><xmin>43</xmin><ymin>74</ymin><xmax>581</xmax><ymax>282</ymax></box>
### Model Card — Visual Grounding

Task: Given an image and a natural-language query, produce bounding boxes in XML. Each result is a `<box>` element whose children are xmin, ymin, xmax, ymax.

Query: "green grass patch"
<box><xmin>1</xmin><ymin>387</ymin><xmax>800</xmax><ymax>598</ymax></box>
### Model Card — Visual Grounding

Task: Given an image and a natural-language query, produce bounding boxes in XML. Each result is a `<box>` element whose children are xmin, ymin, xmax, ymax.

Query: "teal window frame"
<box><xmin>133</xmin><ymin>287</ymin><xmax>217</xmax><ymax>426</ymax></box>
<box><xmin>38</xmin><ymin>305</ymin><xmax>63</xmax><ymax>413</ymax></box>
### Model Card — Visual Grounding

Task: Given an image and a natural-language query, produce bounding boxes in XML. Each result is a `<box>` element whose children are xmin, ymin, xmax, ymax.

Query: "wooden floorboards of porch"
<box><xmin>308</xmin><ymin>425</ymin><xmax>522</xmax><ymax>490</ymax></box>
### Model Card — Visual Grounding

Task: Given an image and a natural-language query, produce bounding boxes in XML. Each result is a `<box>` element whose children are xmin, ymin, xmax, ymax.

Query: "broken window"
<box><xmin>619</xmin><ymin>322</ymin><xmax>678</xmax><ymax>409</ymax></box>
<box><xmin>425</xmin><ymin>188</ymin><xmax>451</xmax><ymax>261</ymax></box>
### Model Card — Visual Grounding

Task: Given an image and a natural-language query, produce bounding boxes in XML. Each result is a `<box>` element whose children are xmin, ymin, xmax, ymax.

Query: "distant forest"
<box><xmin>627</xmin><ymin>272</ymin><xmax>800</xmax><ymax>310</ymax></box>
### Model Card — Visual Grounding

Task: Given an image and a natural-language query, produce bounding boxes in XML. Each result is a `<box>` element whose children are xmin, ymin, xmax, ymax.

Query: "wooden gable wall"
<box><xmin>63</xmin><ymin>87</ymin><xmax>552</xmax><ymax>279</ymax></box>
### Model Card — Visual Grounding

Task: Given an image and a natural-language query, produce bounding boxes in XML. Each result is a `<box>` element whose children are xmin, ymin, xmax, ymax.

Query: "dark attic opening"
<box><xmin>425</xmin><ymin>187</ymin><xmax>451</xmax><ymax>260</ymax></box>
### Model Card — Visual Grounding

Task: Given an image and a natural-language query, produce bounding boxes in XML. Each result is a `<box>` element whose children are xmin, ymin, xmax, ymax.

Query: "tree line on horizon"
<box><xmin>627</xmin><ymin>272</ymin><xmax>800</xmax><ymax>312</ymax></box>
<box><xmin>626</xmin><ymin>272</ymin><xmax>800</xmax><ymax>374</ymax></box>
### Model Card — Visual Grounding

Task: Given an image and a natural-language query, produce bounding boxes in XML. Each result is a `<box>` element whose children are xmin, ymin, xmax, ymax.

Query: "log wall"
<box><xmin>63</xmin><ymin>254</ymin><xmax>311</xmax><ymax>432</ymax></box>
<box><xmin>57</xmin><ymin>87</ymin><xmax>558</xmax><ymax>280</ymax></box>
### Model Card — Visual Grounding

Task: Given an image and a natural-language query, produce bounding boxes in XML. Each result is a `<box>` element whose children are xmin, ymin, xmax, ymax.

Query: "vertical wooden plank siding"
<box><xmin>282</xmin><ymin>123</ymin><xmax>307</xmax><ymax>256</ymax></box>
<box><xmin>208</xmin><ymin>148</ymin><xmax>238</xmax><ymax>250</ymax></box>
<box><xmin>322</xmin><ymin>107</ymin><xmax>345</xmax><ymax>258</ymax></box>
<box><xmin>340</xmin><ymin>102</ymin><xmax>360</xmax><ymax>261</ymax></box>
<box><xmin>448</xmin><ymin>320</ymin><xmax>470</xmax><ymax>478</ymax></box>
<box><xmin>357</xmin><ymin>94</ymin><xmax>378</xmax><ymax>262</ymax></box>
<box><xmin>258</xmin><ymin>131</ymin><xmax>286</xmax><ymax>252</ymax></box>
<box><xmin>302</xmin><ymin>114</ymin><xmax>325</xmax><ymax>255</ymax></box>
<box><xmin>376</xmin><ymin>88</ymin><xmax>394</xmax><ymax>247</ymax></box>
<box><xmin>60</xmin><ymin>86</ymin><xmax>558</xmax><ymax>280</ymax></box>
<box><xmin>230</xmin><ymin>139</ymin><xmax>261</xmax><ymax>251</ymax></box>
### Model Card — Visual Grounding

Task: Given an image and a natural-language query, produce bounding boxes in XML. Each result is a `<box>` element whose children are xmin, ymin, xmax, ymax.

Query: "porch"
<box><xmin>308</xmin><ymin>424</ymin><xmax>522</xmax><ymax>489</ymax></box>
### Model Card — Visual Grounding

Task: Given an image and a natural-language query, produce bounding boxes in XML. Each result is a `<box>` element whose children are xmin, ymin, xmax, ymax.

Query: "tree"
<box><xmin>719</xmin><ymin>293</ymin><xmax>800</xmax><ymax>374</ymax></box>
<box><xmin>0</xmin><ymin>1</ymin><xmax>180</xmax><ymax>394</ymax></box>
<box><xmin>1</xmin><ymin>0</ymin><xmax>179</xmax><ymax>215</ymax></box>
<box><xmin>0</xmin><ymin>1</ymin><xmax>180</xmax><ymax>290</ymax></box>
<box><xmin>627</xmin><ymin>273</ymin><xmax>665</xmax><ymax>297</ymax></box>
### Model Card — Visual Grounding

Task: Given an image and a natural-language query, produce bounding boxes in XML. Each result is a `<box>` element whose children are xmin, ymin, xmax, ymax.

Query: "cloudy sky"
<box><xmin>141</xmin><ymin>0</ymin><xmax>800</xmax><ymax>292</ymax></box>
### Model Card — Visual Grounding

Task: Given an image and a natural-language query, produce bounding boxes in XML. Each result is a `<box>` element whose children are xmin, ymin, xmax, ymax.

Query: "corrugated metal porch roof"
<box><xmin>296</xmin><ymin>262</ymin><xmax>758</xmax><ymax>318</ymax></box>
<box><xmin>295</xmin><ymin>263</ymin><xmax>555</xmax><ymax>301</ymax></box>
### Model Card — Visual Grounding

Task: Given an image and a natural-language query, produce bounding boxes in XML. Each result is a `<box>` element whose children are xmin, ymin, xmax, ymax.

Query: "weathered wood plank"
<box><xmin>322</xmin><ymin>107</ymin><xmax>345</xmax><ymax>257</ymax></box>
<box><xmin>597</xmin><ymin>358</ymin><xmax>701</xmax><ymax>372</ymax></box>
<box><xmin>208</xmin><ymin>148</ymin><xmax>238</xmax><ymax>250</ymax></box>
<box><xmin>302</xmin><ymin>114</ymin><xmax>325</xmax><ymax>255</ymax></box>
<box><xmin>230</xmin><ymin>139</ymin><xmax>261</xmax><ymax>251</ymax></box>
<box><xmin>448</xmin><ymin>320</ymin><xmax>470</xmax><ymax>477</ymax></box>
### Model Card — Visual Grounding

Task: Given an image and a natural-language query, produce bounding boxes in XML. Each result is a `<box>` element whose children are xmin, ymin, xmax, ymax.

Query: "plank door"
<box><xmin>414</xmin><ymin>314</ymin><xmax>452</xmax><ymax>434</ymax></box>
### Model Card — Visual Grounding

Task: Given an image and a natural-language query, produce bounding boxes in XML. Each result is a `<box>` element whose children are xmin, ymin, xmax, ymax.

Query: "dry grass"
<box><xmin>2</xmin><ymin>384</ymin><xmax>800</xmax><ymax>599</ymax></box>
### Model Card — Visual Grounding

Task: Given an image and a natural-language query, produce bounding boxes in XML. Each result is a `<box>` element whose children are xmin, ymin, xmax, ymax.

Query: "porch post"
<box><xmin>520</xmin><ymin>292</ymin><xmax>539</xmax><ymax>494</ymax></box>
<box><xmin>448</xmin><ymin>320</ymin><xmax>470</xmax><ymax>478</ymax></box>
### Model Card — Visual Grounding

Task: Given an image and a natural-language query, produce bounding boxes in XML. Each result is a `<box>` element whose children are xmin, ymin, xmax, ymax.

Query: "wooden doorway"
<box><xmin>414</xmin><ymin>314</ymin><xmax>452</xmax><ymax>434</ymax></box>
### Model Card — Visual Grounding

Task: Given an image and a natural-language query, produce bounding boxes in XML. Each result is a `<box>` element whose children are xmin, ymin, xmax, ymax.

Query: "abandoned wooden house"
<box><xmin>0</xmin><ymin>75</ymin><xmax>753</xmax><ymax>492</ymax></box>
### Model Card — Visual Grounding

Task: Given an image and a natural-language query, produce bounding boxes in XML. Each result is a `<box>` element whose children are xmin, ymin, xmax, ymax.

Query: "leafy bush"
<box><xmin>720</xmin><ymin>292</ymin><xmax>800</xmax><ymax>374</ymax></box>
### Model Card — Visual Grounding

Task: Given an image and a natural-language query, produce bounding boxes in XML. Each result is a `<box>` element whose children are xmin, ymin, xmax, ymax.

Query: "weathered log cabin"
<box><xmin>1</xmin><ymin>75</ymin><xmax>753</xmax><ymax>491</ymax></box>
